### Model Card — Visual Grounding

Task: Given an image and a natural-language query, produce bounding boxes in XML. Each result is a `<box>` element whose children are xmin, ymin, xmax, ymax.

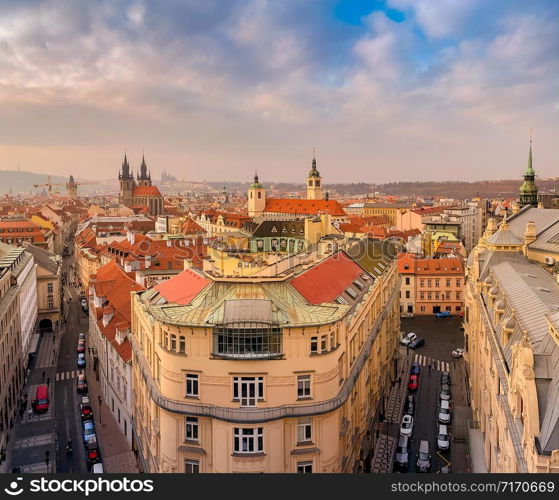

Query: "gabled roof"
<box><xmin>264</xmin><ymin>198</ymin><xmax>346</xmax><ymax>217</ymax></box>
<box><xmin>249</xmin><ymin>220</ymin><xmax>305</xmax><ymax>238</ymax></box>
<box><xmin>290</xmin><ymin>251</ymin><xmax>366</xmax><ymax>304</ymax></box>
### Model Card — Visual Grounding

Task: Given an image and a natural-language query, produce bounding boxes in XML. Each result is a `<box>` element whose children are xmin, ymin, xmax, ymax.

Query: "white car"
<box><xmin>438</xmin><ymin>400</ymin><xmax>452</xmax><ymax>424</ymax></box>
<box><xmin>92</xmin><ymin>462</ymin><xmax>104</xmax><ymax>473</ymax></box>
<box><xmin>81</xmin><ymin>298</ymin><xmax>88</xmax><ymax>308</ymax></box>
<box><xmin>437</xmin><ymin>425</ymin><xmax>450</xmax><ymax>451</ymax></box>
<box><xmin>400</xmin><ymin>414</ymin><xmax>414</xmax><ymax>437</ymax></box>
<box><xmin>452</xmin><ymin>348</ymin><xmax>464</xmax><ymax>358</ymax></box>
<box><xmin>400</xmin><ymin>332</ymin><xmax>417</xmax><ymax>346</ymax></box>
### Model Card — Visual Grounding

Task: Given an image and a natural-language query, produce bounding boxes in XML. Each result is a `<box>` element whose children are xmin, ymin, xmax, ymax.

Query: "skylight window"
<box><xmin>346</xmin><ymin>287</ymin><xmax>358</xmax><ymax>299</ymax></box>
<box><xmin>353</xmin><ymin>279</ymin><xmax>364</xmax><ymax>290</ymax></box>
<box><xmin>361</xmin><ymin>273</ymin><xmax>370</xmax><ymax>280</ymax></box>
<box><xmin>335</xmin><ymin>296</ymin><xmax>349</xmax><ymax>305</ymax></box>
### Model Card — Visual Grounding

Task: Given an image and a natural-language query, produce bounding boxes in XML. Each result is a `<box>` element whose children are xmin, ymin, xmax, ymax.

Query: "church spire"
<box><xmin>519</xmin><ymin>130</ymin><xmax>538</xmax><ymax>207</ymax></box>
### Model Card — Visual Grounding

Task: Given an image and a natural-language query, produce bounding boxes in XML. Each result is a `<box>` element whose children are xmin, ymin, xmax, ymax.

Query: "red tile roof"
<box><xmin>154</xmin><ymin>268</ymin><xmax>211</xmax><ymax>305</ymax></box>
<box><xmin>132</xmin><ymin>185</ymin><xmax>162</xmax><ymax>197</ymax></box>
<box><xmin>264</xmin><ymin>198</ymin><xmax>346</xmax><ymax>217</ymax></box>
<box><xmin>397</xmin><ymin>252</ymin><xmax>417</xmax><ymax>274</ymax></box>
<box><xmin>290</xmin><ymin>252</ymin><xmax>364</xmax><ymax>304</ymax></box>
<box><xmin>413</xmin><ymin>257</ymin><xmax>464</xmax><ymax>275</ymax></box>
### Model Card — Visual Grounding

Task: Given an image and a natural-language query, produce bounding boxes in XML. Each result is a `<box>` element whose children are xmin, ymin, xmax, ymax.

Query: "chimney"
<box><xmin>524</xmin><ymin>221</ymin><xmax>537</xmax><ymax>247</ymax></box>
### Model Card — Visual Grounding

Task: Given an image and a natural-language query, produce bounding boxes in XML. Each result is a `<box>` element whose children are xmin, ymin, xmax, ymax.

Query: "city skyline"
<box><xmin>0</xmin><ymin>0</ymin><xmax>558</xmax><ymax>183</ymax></box>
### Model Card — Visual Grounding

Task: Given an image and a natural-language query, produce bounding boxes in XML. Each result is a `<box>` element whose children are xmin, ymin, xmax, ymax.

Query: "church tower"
<box><xmin>118</xmin><ymin>153</ymin><xmax>135</xmax><ymax>205</ymax></box>
<box><xmin>137</xmin><ymin>154</ymin><xmax>152</xmax><ymax>187</ymax></box>
<box><xmin>248</xmin><ymin>172</ymin><xmax>266</xmax><ymax>217</ymax></box>
<box><xmin>519</xmin><ymin>135</ymin><xmax>538</xmax><ymax>207</ymax></box>
<box><xmin>306</xmin><ymin>150</ymin><xmax>323</xmax><ymax>200</ymax></box>
<box><xmin>66</xmin><ymin>175</ymin><xmax>77</xmax><ymax>200</ymax></box>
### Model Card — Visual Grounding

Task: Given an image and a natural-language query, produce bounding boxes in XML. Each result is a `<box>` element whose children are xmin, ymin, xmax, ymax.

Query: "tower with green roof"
<box><xmin>519</xmin><ymin>136</ymin><xmax>538</xmax><ymax>207</ymax></box>
<box><xmin>248</xmin><ymin>172</ymin><xmax>266</xmax><ymax>216</ymax></box>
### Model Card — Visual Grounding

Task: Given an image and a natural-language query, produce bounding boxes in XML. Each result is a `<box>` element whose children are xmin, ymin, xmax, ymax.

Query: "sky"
<box><xmin>0</xmin><ymin>0</ymin><xmax>557</xmax><ymax>183</ymax></box>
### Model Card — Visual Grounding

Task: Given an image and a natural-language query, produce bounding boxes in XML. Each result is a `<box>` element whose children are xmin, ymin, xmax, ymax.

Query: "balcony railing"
<box><xmin>128</xmin><ymin>277</ymin><xmax>399</xmax><ymax>424</ymax></box>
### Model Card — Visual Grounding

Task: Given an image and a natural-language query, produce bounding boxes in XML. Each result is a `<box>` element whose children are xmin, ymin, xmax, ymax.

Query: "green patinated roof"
<box><xmin>141</xmin><ymin>280</ymin><xmax>348</xmax><ymax>327</ymax></box>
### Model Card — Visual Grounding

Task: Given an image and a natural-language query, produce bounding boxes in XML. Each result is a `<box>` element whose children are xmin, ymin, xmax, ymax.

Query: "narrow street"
<box><xmin>396</xmin><ymin>315</ymin><xmax>469</xmax><ymax>473</ymax></box>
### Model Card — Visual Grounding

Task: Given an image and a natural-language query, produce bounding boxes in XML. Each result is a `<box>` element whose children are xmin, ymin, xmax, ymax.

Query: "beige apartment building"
<box><xmin>129</xmin><ymin>242</ymin><xmax>400</xmax><ymax>473</ymax></box>
<box><xmin>464</xmin><ymin>207</ymin><xmax>559</xmax><ymax>473</ymax></box>
<box><xmin>0</xmin><ymin>265</ymin><xmax>23</xmax><ymax>455</ymax></box>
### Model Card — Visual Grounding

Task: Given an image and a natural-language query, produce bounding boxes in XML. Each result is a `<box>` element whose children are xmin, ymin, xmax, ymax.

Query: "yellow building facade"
<box><xmin>129</xmin><ymin>248</ymin><xmax>400</xmax><ymax>473</ymax></box>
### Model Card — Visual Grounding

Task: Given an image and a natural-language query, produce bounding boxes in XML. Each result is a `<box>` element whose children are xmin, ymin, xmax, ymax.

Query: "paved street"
<box><xmin>397</xmin><ymin>315</ymin><xmax>470</xmax><ymax>473</ymax></box>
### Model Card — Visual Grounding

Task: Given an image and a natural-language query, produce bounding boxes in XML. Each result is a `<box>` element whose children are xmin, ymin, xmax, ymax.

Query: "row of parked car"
<box><xmin>399</xmin><ymin>332</ymin><xmax>425</xmax><ymax>350</ymax></box>
<box><xmin>395</xmin><ymin>364</ymin><xmax>453</xmax><ymax>472</ymax></box>
<box><xmin>76</xmin><ymin>332</ymin><xmax>103</xmax><ymax>473</ymax></box>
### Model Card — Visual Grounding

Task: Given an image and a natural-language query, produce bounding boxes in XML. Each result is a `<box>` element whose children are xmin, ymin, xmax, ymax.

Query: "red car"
<box><xmin>408</xmin><ymin>374</ymin><xmax>419</xmax><ymax>391</ymax></box>
<box><xmin>77</xmin><ymin>340</ymin><xmax>85</xmax><ymax>353</ymax></box>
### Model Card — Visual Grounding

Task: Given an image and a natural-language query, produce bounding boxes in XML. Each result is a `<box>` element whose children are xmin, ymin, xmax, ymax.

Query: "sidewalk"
<box><xmin>85</xmin><ymin>364</ymin><xmax>138</xmax><ymax>473</ymax></box>
<box><xmin>369</xmin><ymin>346</ymin><xmax>411</xmax><ymax>473</ymax></box>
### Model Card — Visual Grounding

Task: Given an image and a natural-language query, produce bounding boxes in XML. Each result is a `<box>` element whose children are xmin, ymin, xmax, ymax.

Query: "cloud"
<box><xmin>0</xmin><ymin>0</ymin><xmax>557</xmax><ymax>183</ymax></box>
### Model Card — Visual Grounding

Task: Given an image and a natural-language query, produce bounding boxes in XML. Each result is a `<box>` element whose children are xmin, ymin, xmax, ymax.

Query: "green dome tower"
<box><xmin>519</xmin><ymin>136</ymin><xmax>538</xmax><ymax>207</ymax></box>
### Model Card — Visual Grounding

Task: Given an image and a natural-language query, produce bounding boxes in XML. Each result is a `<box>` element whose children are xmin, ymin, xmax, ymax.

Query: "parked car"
<box><xmin>441</xmin><ymin>371</ymin><xmax>451</xmax><ymax>385</ymax></box>
<box><xmin>400</xmin><ymin>414</ymin><xmax>414</xmax><ymax>437</ymax></box>
<box><xmin>77</xmin><ymin>374</ymin><xmax>88</xmax><ymax>393</ymax></box>
<box><xmin>400</xmin><ymin>312</ymin><xmax>414</xmax><ymax>319</ymax></box>
<box><xmin>437</xmin><ymin>425</ymin><xmax>450</xmax><ymax>451</ymax></box>
<box><xmin>452</xmin><ymin>347</ymin><xmax>464</xmax><ymax>359</ymax></box>
<box><xmin>435</xmin><ymin>311</ymin><xmax>451</xmax><ymax>318</ymax></box>
<box><xmin>78</xmin><ymin>332</ymin><xmax>86</xmax><ymax>341</ymax></box>
<box><xmin>86</xmin><ymin>443</ymin><xmax>100</xmax><ymax>465</ymax></box>
<box><xmin>440</xmin><ymin>383</ymin><xmax>451</xmax><ymax>401</ymax></box>
<box><xmin>82</xmin><ymin>421</ymin><xmax>96</xmax><ymax>443</ymax></box>
<box><xmin>408</xmin><ymin>374</ymin><xmax>419</xmax><ymax>391</ymax></box>
<box><xmin>416</xmin><ymin>440</ymin><xmax>431</xmax><ymax>472</ymax></box>
<box><xmin>92</xmin><ymin>462</ymin><xmax>104</xmax><ymax>473</ymax></box>
<box><xmin>77</xmin><ymin>353</ymin><xmax>86</xmax><ymax>368</ymax></box>
<box><xmin>440</xmin><ymin>466</ymin><xmax>452</xmax><ymax>473</ymax></box>
<box><xmin>81</xmin><ymin>403</ymin><xmax>93</xmax><ymax>421</ymax></box>
<box><xmin>77</xmin><ymin>340</ymin><xmax>86</xmax><ymax>353</ymax></box>
<box><xmin>408</xmin><ymin>338</ymin><xmax>425</xmax><ymax>350</ymax></box>
<box><xmin>394</xmin><ymin>435</ymin><xmax>410</xmax><ymax>470</ymax></box>
<box><xmin>32</xmin><ymin>384</ymin><xmax>49</xmax><ymax>413</ymax></box>
<box><xmin>405</xmin><ymin>395</ymin><xmax>415</xmax><ymax>416</ymax></box>
<box><xmin>81</xmin><ymin>298</ymin><xmax>88</xmax><ymax>308</ymax></box>
<box><xmin>438</xmin><ymin>400</ymin><xmax>452</xmax><ymax>424</ymax></box>
<box><xmin>400</xmin><ymin>332</ymin><xmax>417</xmax><ymax>346</ymax></box>
<box><xmin>410</xmin><ymin>362</ymin><xmax>421</xmax><ymax>375</ymax></box>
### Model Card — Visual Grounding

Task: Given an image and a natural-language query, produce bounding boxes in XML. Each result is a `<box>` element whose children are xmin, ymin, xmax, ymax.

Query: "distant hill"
<box><xmin>0</xmin><ymin>170</ymin><xmax>67</xmax><ymax>195</ymax></box>
<box><xmin>208</xmin><ymin>178</ymin><xmax>559</xmax><ymax>199</ymax></box>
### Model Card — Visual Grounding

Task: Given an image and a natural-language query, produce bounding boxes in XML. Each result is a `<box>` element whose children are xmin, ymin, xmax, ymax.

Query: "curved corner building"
<box><xmin>130</xmin><ymin>241</ymin><xmax>400</xmax><ymax>473</ymax></box>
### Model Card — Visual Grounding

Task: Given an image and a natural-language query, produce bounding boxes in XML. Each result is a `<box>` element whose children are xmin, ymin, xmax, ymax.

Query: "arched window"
<box><xmin>250</xmin><ymin>192</ymin><xmax>253</xmax><ymax>198</ymax></box>
<box><xmin>258</xmin><ymin>192</ymin><xmax>261</xmax><ymax>199</ymax></box>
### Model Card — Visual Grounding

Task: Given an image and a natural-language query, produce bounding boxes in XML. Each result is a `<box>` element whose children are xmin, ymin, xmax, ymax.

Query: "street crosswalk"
<box><xmin>55</xmin><ymin>369</ymin><xmax>84</xmax><ymax>381</ymax></box>
<box><xmin>413</xmin><ymin>354</ymin><xmax>450</xmax><ymax>372</ymax></box>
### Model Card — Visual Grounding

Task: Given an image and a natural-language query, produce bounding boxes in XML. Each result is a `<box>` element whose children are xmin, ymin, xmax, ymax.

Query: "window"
<box><xmin>435</xmin><ymin>279</ymin><xmax>440</xmax><ymax>287</ymax></box>
<box><xmin>456</xmin><ymin>292</ymin><xmax>461</xmax><ymax>300</ymax></box>
<box><xmin>185</xmin><ymin>460</ymin><xmax>200</xmax><ymax>473</ymax></box>
<box><xmin>405</xmin><ymin>277</ymin><xmax>410</xmax><ymax>285</ymax></box>
<box><xmin>297</xmin><ymin>461</ymin><xmax>313</xmax><ymax>472</ymax></box>
<box><xmin>213</xmin><ymin>323</ymin><xmax>282</xmax><ymax>359</ymax></box>
<box><xmin>185</xmin><ymin>374</ymin><xmax>199</xmax><ymax>397</ymax></box>
<box><xmin>179</xmin><ymin>336</ymin><xmax>186</xmax><ymax>354</ymax></box>
<box><xmin>185</xmin><ymin>417</ymin><xmax>199</xmax><ymax>442</ymax></box>
<box><xmin>329</xmin><ymin>332</ymin><xmax>335</xmax><ymax>350</ymax></box>
<box><xmin>456</xmin><ymin>279</ymin><xmax>461</xmax><ymax>287</ymax></box>
<box><xmin>233</xmin><ymin>427</ymin><xmax>263</xmax><ymax>454</ymax></box>
<box><xmin>233</xmin><ymin>376</ymin><xmax>264</xmax><ymax>407</ymax></box>
<box><xmin>420</xmin><ymin>292</ymin><xmax>425</xmax><ymax>300</ymax></box>
<box><xmin>420</xmin><ymin>279</ymin><xmax>425</xmax><ymax>287</ymax></box>
<box><xmin>445</xmin><ymin>292</ymin><xmax>451</xmax><ymax>301</ymax></box>
<box><xmin>297</xmin><ymin>418</ymin><xmax>312</xmax><ymax>443</ymax></box>
<box><xmin>427</xmin><ymin>292</ymin><xmax>432</xmax><ymax>300</ymax></box>
<box><xmin>405</xmin><ymin>291</ymin><xmax>410</xmax><ymax>299</ymax></box>
<box><xmin>427</xmin><ymin>279</ymin><xmax>432</xmax><ymax>287</ymax></box>
<box><xmin>47</xmin><ymin>282</ymin><xmax>53</xmax><ymax>293</ymax></box>
<box><xmin>446</xmin><ymin>279</ymin><xmax>451</xmax><ymax>287</ymax></box>
<box><xmin>297</xmin><ymin>375</ymin><xmax>311</xmax><ymax>399</ymax></box>
<box><xmin>310</xmin><ymin>337</ymin><xmax>318</xmax><ymax>355</ymax></box>
<box><xmin>48</xmin><ymin>297</ymin><xmax>54</xmax><ymax>309</ymax></box>
<box><xmin>321</xmin><ymin>336</ymin><xmax>327</xmax><ymax>352</ymax></box>
<box><xmin>171</xmin><ymin>334</ymin><xmax>177</xmax><ymax>351</ymax></box>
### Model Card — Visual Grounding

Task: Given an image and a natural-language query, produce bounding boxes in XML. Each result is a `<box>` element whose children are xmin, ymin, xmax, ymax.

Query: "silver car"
<box><xmin>395</xmin><ymin>435</ymin><xmax>410</xmax><ymax>470</ymax></box>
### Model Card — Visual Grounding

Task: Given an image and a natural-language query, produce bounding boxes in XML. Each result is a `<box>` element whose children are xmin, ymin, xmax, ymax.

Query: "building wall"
<box><xmin>0</xmin><ymin>270</ymin><xmax>24</xmax><ymax>453</ymax></box>
<box><xmin>36</xmin><ymin>265</ymin><xmax>61</xmax><ymax>329</ymax></box>
<box><xmin>16</xmin><ymin>257</ymin><xmax>38</xmax><ymax>358</ymax></box>
<box><xmin>399</xmin><ymin>274</ymin><xmax>415</xmax><ymax>314</ymax></box>
<box><xmin>130</xmin><ymin>262</ymin><xmax>400</xmax><ymax>473</ymax></box>
<box><xmin>415</xmin><ymin>274</ymin><xmax>464</xmax><ymax>315</ymax></box>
